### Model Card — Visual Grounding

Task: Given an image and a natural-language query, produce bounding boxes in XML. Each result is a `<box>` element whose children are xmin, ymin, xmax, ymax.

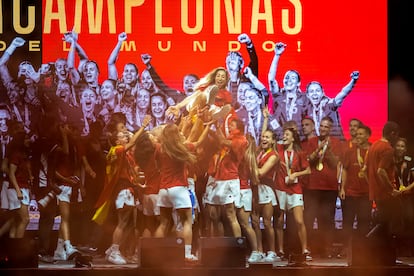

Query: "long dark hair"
<box><xmin>134</xmin><ymin>131</ymin><xmax>155</xmax><ymax>168</ymax></box>
<box><xmin>284</xmin><ymin>127</ymin><xmax>302</xmax><ymax>152</ymax></box>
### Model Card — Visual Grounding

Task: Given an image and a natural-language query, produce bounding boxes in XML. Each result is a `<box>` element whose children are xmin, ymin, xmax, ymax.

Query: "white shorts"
<box><xmin>172</xmin><ymin>184</ymin><xmax>198</xmax><ymax>230</ymax></box>
<box><xmin>115</xmin><ymin>188</ymin><xmax>135</xmax><ymax>209</ymax></box>
<box><xmin>235</xmin><ymin>188</ymin><xmax>252</xmax><ymax>211</ymax></box>
<box><xmin>257</xmin><ymin>184</ymin><xmax>278</xmax><ymax>206</ymax></box>
<box><xmin>204</xmin><ymin>178</ymin><xmax>240</xmax><ymax>205</ymax></box>
<box><xmin>202</xmin><ymin>176</ymin><xmax>215</xmax><ymax>206</ymax></box>
<box><xmin>275</xmin><ymin>189</ymin><xmax>304</xmax><ymax>211</ymax></box>
<box><xmin>7</xmin><ymin>188</ymin><xmax>30</xmax><ymax>210</ymax></box>
<box><xmin>142</xmin><ymin>194</ymin><xmax>160</xmax><ymax>216</ymax></box>
<box><xmin>157</xmin><ymin>186</ymin><xmax>192</xmax><ymax>209</ymax></box>
<box><xmin>1</xmin><ymin>181</ymin><xmax>9</xmax><ymax>209</ymax></box>
<box><xmin>56</xmin><ymin>185</ymin><xmax>72</xmax><ymax>203</ymax></box>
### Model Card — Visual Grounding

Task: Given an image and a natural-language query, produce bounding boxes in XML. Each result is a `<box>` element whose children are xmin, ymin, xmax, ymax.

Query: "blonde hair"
<box><xmin>194</xmin><ymin>67</ymin><xmax>229</xmax><ymax>91</ymax></box>
<box><xmin>244</xmin><ymin>134</ymin><xmax>260</xmax><ymax>186</ymax></box>
<box><xmin>159</xmin><ymin>124</ymin><xmax>197</xmax><ymax>164</ymax></box>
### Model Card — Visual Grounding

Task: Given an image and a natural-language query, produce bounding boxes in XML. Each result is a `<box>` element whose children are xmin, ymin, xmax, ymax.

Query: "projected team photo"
<box><xmin>2</xmin><ymin>0</ymin><xmax>403</xmax><ymax>270</ymax></box>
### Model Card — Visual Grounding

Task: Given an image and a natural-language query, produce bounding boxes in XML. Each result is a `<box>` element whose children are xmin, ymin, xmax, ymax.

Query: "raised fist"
<box><xmin>141</xmin><ymin>53</ymin><xmax>152</xmax><ymax>65</ymax></box>
<box><xmin>238</xmin><ymin>33</ymin><xmax>251</xmax><ymax>45</ymax></box>
<box><xmin>118</xmin><ymin>32</ymin><xmax>127</xmax><ymax>42</ymax></box>
<box><xmin>350</xmin><ymin>71</ymin><xmax>360</xmax><ymax>80</ymax></box>
<box><xmin>11</xmin><ymin>37</ymin><xmax>25</xmax><ymax>48</ymax></box>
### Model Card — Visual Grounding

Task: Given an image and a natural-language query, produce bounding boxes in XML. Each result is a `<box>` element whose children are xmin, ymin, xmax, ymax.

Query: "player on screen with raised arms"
<box><xmin>226</xmin><ymin>33</ymin><xmax>261</xmax><ymax>108</ymax></box>
<box><xmin>63</xmin><ymin>31</ymin><xmax>102</xmax><ymax>103</ymax></box>
<box><xmin>108</xmin><ymin>32</ymin><xmax>140</xmax><ymax>93</ymax></box>
<box><xmin>305</xmin><ymin>71</ymin><xmax>360</xmax><ymax>141</ymax></box>
<box><xmin>268</xmin><ymin>42</ymin><xmax>308</xmax><ymax>140</ymax></box>
<box><xmin>0</xmin><ymin>37</ymin><xmax>41</xmax><ymax>139</ymax></box>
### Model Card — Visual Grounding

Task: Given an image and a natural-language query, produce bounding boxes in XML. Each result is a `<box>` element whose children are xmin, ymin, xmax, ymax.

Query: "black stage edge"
<box><xmin>1</xmin><ymin>266</ymin><xmax>414</xmax><ymax>276</ymax></box>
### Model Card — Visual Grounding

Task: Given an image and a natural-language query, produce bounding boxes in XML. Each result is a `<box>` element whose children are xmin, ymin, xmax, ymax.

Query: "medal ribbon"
<box><xmin>318</xmin><ymin>140</ymin><xmax>328</xmax><ymax>165</ymax></box>
<box><xmin>284</xmin><ymin>150</ymin><xmax>294</xmax><ymax>177</ymax></box>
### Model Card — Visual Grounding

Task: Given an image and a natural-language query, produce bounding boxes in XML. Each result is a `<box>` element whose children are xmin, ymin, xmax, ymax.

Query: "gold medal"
<box><xmin>316</xmin><ymin>162</ymin><xmax>324</xmax><ymax>171</ymax></box>
<box><xmin>358</xmin><ymin>171</ymin><xmax>365</xmax><ymax>178</ymax></box>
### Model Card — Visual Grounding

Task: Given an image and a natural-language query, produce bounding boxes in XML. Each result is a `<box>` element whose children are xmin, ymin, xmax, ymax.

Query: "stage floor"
<box><xmin>1</xmin><ymin>255</ymin><xmax>414</xmax><ymax>276</ymax></box>
<box><xmin>37</xmin><ymin>255</ymin><xmax>414</xmax><ymax>269</ymax></box>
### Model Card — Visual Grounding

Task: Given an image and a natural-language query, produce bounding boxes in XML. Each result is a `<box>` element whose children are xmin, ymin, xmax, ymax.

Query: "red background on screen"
<box><xmin>41</xmin><ymin>0</ymin><xmax>388</xmax><ymax>141</ymax></box>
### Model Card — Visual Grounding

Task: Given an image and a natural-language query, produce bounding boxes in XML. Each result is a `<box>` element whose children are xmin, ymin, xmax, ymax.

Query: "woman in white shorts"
<box><xmin>274</xmin><ymin>127</ymin><xmax>311</xmax><ymax>260</ymax></box>
<box><xmin>236</xmin><ymin>134</ymin><xmax>262</xmax><ymax>263</ymax></box>
<box><xmin>52</xmin><ymin>124</ymin><xmax>81</xmax><ymax>261</ymax></box>
<box><xmin>251</xmin><ymin>127</ymin><xmax>280</xmax><ymax>263</ymax></box>
<box><xmin>153</xmin><ymin>123</ymin><xmax>199</xmax><ymax>262</ymax></box>
<box><xmin>205</xmin><ymin>119</ymin><xmax>247</xmax><ymax>238</ymax></box>
<box><xmin>100</xmin><ymin>116</ymin><xmax>150</xmax><ymax>265</ymax></box>
<box><xmin>6</xmin><ymin>129</ymin><xmax>32</xmax><ymax>238</ymax></box>
<box><xmin>134</xmin><ymin>131</ymin><xmax>160</xmax><ymax>237</ymax></box>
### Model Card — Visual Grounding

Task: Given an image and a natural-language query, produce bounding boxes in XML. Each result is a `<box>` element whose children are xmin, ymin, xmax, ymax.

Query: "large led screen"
<box><xmin>1</xmin><ymin>0</ymin><xmax>387</xmax><ymax>141</ymax></box>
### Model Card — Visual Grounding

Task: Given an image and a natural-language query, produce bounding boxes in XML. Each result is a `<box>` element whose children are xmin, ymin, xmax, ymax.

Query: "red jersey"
<box><xmin>300</xmin><ymin>138</ymin><xmax>312</xmax><ymax>188</ymax></box>
<box><xmin>55</xmin><ymin>147</ymin><xmax>77</xmax><ymax>185</ymax></box>
<box><xmin>9</xmin><ymin>149</ymin><xmax>31</xmax><ymax>189</ymax></box>
<box><xmin>302</xmin><ymin>136</ymin><xmax>345</xmax><ymax>191</ymax></box>
<box><xmin>257</xmin><ymin>148</ymin><xmax>278</xmax><ymax>189</ymax></box>
<box><xmin>342</xmin><ymin>146</ymin><xmax>369</xmax><ymax>197</ymax></box>
<box><xmin>215</xmin><ymin>88</ymin><xmax>232</xmax><ymax>107</ymax></box>
<box><xmin>141</xmin><ymin>153</ymin><xmax>160</xmax><ymax>195</ymax></box>
<box><xmin>366</xmin><ymin>139</ymin><xmax>396</xmax><ymax>201</ymax></box>
<box><xmin>238</xmin><ymin>158</ymin><xmax>251</xmax><ymax>190</ymax></box>
<box><xmin>113</xmin><ymin>145</ymin><xmax>136</xmax><ymax>186</ymax></box>
<box><xmin>155</xmin><ymin>143</ymin><xmax>195</xmax><ymax>189</ymax></box>
<box><xmin>275</xmin><ymin>144</ymin><xmax>309</xmax><ymax>195</ymax></box>
<box><xmin>214</xmin><ymin>134</ymin><xmax>247</xmax><ymax>181</ymax></box>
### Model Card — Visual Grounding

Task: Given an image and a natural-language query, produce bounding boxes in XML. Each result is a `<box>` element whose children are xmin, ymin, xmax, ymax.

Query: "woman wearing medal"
<box><xmin>250</xmin><ymin>109</ymin><xmax>280</xmax><ymax>263</ymax></box>
<box><xmin>274</xmin><ymin>125</ymin><xmax>312</xmax><ymax>260</ymax></box>
<box><xmin>393</xmin><ymin>137</ymin><xmax>414</xmax><ymax>256</ymax></box>
<box><xmin>302</xmin><ymin>116</ymin><xmax>345</xmax><ymax>258</ymax></box>
<box><xmin>339</xmin><ymin>124</ymin><xmax>372</xmax><ymax>254</ymax></box>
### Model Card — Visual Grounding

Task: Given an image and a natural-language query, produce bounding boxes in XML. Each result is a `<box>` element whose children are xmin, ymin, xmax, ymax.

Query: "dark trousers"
<box><xmin>37</xmin><ymin>187</ymin><xmax>57</xmax><ymax>255</ymax></box>
<box><xmin>375</xmin><ymin>197</ymin><xmax>403</xmax><ymax>240</ymax></box>
<box><xmin>303</xmin><ymin>189</ymin><xmax>338</xmax><ymax>255</ymax></box>
<box><xmin>341</xmin><ymin>195</ymin><xmax>372</xmax><ymax>243</ymax></box>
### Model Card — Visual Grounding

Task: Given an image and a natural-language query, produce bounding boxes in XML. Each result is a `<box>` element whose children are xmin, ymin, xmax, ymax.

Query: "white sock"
<box><xmin>64</xmin><ymin>240</ymin><xmax>71</xmax><ymax>248</ymax></box>
<box><xmin>185</xmin><ymin>244</ymin><xmax>192</xmax><ymax>256</ymax></box>
<box><xmin>56</xmin><ymin>238</ymin><xmax>64</xmax><ymax>250</ymax></box>
<box><xmin>111</xmin><ymin>244</ymin><xmax>120</xmax><ymax>252</ymax></box>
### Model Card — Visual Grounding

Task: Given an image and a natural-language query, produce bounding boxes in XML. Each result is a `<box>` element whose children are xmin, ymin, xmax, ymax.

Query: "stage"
<box><xmin>1</xmin><ymin>253</ymin><xmax>414</xmax><ymax>276</ymax></box>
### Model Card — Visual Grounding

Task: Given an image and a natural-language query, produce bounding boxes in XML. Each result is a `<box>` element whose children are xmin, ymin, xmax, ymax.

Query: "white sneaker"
<box><xmin>396</xmin><ymin>259</ymin><xmax>404</xmax><ymax>265</ymax></box>
<box><xmin>105</xmin><ymin>247</ymin><xmax>112</xmax><ymax>257</ymax></box>
<box><xmin>53</xmin><ymin>249</ymin><xmax>67</xmax><ymax>261</ymax></box>
<box><xmin>264</xmin><ymin>251</ymin><xmax>281</xmax><ymax>263</ymax></box>
<box><xmin>107</xmin><ymin>250</ymin><xmax>127</xmax><ymax>265</ymax></box>
<box><xmin>303</xmin><ymin>250</ymin><xmax>313</xmax><ymax>261</ymax></box>
<box><xmin>248</xmin><ymin>251</ymin><xmax>265</xmax><ymax>263</ymax></box>
<box><xmin>65</xmin><ymin>243</ymin><xmax>80</xmax><ymax>260</ymax></box>
<box><xmin>185</xmin><ymin>253</ymin><xmax>198</xmax><ymax>262</ymax></box>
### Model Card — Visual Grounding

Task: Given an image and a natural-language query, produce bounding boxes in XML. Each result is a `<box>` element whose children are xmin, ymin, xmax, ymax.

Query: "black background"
<box><xmin>389</xmin><ymin>1</ymin><xmax>412</xmax><ymax>83</ymax></box>
<box><xmin>389</xmin><ymin>1</ymin><xmax>414</xmax><ymax>149</ymax></box>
